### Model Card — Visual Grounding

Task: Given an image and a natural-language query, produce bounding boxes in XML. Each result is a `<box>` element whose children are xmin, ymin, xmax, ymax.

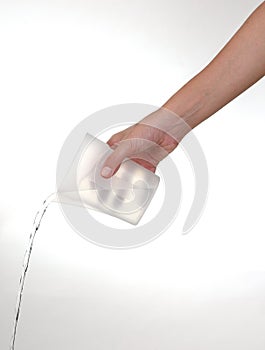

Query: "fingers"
<box><xmin>130</xmin><ymin>158</ymin><xmax>156</xmax><ymax>173</ymax></box>
<box><xmin>106</xmin><ymin>130</ymin><xmax>126</xmax><ymax>147</ymax></box>
<box><xmin>107</xmin><ymin>135</ymin><xmax>119</xmax><ymax>148</ymax></box>
<box><xmin>101</xmin><ymin>141</ymin><xmax>131</xmax><ymax>178</ymax></box>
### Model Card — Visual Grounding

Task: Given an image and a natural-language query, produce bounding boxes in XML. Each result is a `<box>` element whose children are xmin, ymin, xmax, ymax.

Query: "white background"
<box><xmin>0</xmin><ymin>0</ymin><xmax>264</xmax><ymax>349</ymax></box>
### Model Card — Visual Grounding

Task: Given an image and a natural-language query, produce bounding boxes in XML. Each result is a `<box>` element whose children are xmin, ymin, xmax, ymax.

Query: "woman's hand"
<box><xmin>101</xmin><ymin>110</ymin><xmax>180</xmax><ymax>178</ymax></box>
<box><xmin>101</xmin><ymin>1</ymin><xmax>265</xmax><ymax>179</ymax></box>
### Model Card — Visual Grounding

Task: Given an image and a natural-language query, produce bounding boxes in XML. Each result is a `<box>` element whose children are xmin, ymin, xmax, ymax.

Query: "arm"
<box><xmin>162</xmin><ymin>1</ymin><xmax>265</xmax><ymax>130</ymax></box>
<box><xmin>101</xmin><ymin>2</ymin><xmax>265</xmax><ymax>178</ymax></box>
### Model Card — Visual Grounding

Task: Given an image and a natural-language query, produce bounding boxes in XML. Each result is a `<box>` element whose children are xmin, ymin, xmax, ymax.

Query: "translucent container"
<box><xmin>56</xmin><ymin>133</ymin><xmax>160</xmax><ymax>225</ymax></box>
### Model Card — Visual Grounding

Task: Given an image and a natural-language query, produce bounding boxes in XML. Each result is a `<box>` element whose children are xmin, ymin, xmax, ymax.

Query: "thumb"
<box><xmin>101</xmin><ymin>141</ymin><xmax>131</xmax><ymax>178</ymax></box>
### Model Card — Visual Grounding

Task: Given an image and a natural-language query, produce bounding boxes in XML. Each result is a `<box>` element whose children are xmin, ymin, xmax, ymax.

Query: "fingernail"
<box><xmin>101</xmin><ymin>166</ymin><xmax>113</xmax><ymax>178</ymax></box>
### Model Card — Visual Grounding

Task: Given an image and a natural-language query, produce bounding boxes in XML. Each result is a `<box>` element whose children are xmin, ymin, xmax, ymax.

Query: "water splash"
<box><xmin>10</xmin><ymin>194</ymin><xmax>55</xmax><ymax>350</ymax></box>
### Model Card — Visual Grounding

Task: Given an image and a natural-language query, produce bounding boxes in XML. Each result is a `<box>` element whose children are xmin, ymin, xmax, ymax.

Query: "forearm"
<box><xmin>163</xmin><ymin>1</ymin><xmax>265</xmax><ymax>136</ymax></box>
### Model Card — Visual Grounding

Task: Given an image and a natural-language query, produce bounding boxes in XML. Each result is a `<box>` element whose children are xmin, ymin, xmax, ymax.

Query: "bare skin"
<box><xmin>101</xmin><ymin>1</ymin><xmax>265</xmax><ymax>178</ymax></box>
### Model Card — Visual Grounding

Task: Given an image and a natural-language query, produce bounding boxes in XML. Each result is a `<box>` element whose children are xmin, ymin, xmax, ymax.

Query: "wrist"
<box><xmin>159</xmin><ymin>100</ymin><xmax>203</xmax><ymax>142</ymax></box>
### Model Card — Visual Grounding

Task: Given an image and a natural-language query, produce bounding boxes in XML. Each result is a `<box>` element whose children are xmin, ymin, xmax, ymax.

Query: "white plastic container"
<box><xmin>56</xmin><ymin>133</ymin><xmax>160</xmax><ymax>225</ymax></box>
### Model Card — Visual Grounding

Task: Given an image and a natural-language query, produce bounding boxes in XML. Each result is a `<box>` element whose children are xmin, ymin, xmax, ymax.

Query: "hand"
<box><xmin>100</xmin><ymin>109</ymin><xmax>182</xmax><ymax>178</ymax></box>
